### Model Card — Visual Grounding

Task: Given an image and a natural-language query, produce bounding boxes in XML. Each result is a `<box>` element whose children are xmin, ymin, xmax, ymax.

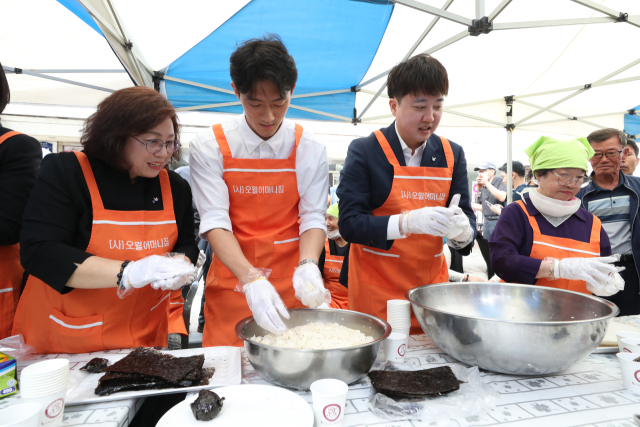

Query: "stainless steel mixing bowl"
<box><xmin>406</xmin><ymin>282</ymin><xmax>619</xmax><ymax>375</ymax></box>
<box><xmin>236</xmin><ymin>308</ymin><xmax>391</xmax><ymax>390</ymax></box>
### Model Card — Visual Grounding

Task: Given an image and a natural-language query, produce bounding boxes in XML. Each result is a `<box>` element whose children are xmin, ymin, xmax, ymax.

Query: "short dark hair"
<box><xmin>587</xmin><ymin>128</ymin><xmax>627</xmax><ymax>147</ymax></box>
<box><xmin>82</xmin><ymin>87</ymin><xmax>180</xmax><ymax>169</ymax></box>
<box><xmin>387</xmin><ymin>54</ymin><xmax>448</xmax><ymax>101</ymax></box>
<box><xmin>627</xmin><ymin>139</ymin><xmax>639</xmax><ymax>157</ymax></box>
<box><xmin>0</xmin><ymin>63</ymin><xmax>9</xmax><ymax>114</ymax></box>
<box><xmin>230</xmin><ymin>34</ymin><xmax>298</xmax><ymax>98</ymax></box>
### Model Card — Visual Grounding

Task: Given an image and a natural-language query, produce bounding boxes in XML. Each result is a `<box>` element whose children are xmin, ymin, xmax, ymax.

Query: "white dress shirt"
<box><xmin>386</xmin><ymin>124</ymin><xmax>427</xmax><ymax>240</ymax></box>
<box><xmin>189</xmin><ymin>114</ymin><xmax>328</xmax><ymax>237</ymax></box>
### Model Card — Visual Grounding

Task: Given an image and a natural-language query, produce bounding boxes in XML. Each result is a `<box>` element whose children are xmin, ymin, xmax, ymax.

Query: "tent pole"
<box><xmin>2</xmin><ymin>66</ymin><xmax>114</xmax><ymax>93</ymax></box>
<box><xmin>488</xmin><ymin>0</ymin><xmax>512</xmax><ymax>22</ymax></box>
<box><xmin>3</xmin><ymin>69</ymin><xmax>126</xmax><ymax>74</ymax></box>
<box><xmin>570</xmin><ymin>0</ymin><xmax>640</xmax><ymax>28</ymax></box>
<box><xmin>476</xmin><ymin>0</ymin><xmax>485</xmax><ymax>19</ymax></box>
<box><xmin>392</xmin><ymin>0</ymin><xmax>472</xmax><ymax>26</ymax></box>
<box><xmin>493</xmin><ymin>16</ymin><xmax>623</xmax><ymax>30</ymax></box>
<box><xmin>506</xmin><ymin>97</ymin><xmax>514</xmax><ymax>204</ymax></box>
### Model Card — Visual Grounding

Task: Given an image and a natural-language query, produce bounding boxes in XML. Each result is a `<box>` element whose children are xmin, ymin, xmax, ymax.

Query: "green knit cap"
<box><xmin>525</xmin><ymin>136</ymin><xmax>594</xmax><ymax>173</ymax></box>
<box><xmin>327</xmin><ymin>203</ymin><xmax>339</xmax><ymax>219</ymax></box>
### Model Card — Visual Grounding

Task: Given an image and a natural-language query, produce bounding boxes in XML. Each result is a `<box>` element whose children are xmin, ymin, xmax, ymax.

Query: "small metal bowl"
<box><xmin>236</xmin><ymin>308</ymin><xmax>391</xmax><ymax>390</ymax></box>
<box><xmin>406</xmin><ymin>282</ymin><xmax>619</xmax><ymax>375</ymax></box>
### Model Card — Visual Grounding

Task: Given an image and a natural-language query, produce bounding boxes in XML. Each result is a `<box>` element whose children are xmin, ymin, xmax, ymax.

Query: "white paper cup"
<box><xmin>310</xmin><ymin>379</ymin><xmax>348</xmax><ymax>427</ymax></box>
<box><xmin>21</xmin><ymin>387</ymin><xmax>67</xmax><ymax>427</ymax></box>
<box><xmin>617</xmin><ymin>332</ymin><xmax>640</xmax><ymax>353</ymax></box>
<box><xmin>392</xmin><ymin>327</ymin><xmax>410</xmax><ymax>337</ymax></box>
<box><xmin>384</xmin><ymin>332</ymin><xmax>408</xmax><ymax>363</ymax></box>
<box><xmin>20</xmin><ymin>360</ymin><xmax>69</xmax><ymax>380</ymax></box>
<box><xmin>617</xmin><ymin>353</ymin><xmax>640</xmax><ymax>391</ymax></box>
<box><xmin>0</xmin><ymin>402</ymin><xmax>42</xmax><ymax>427</ymax></box>
<box><xmin>620</xmin><ymin>338</ymin><xmax>640</xmax><ymax>354</ymax></box>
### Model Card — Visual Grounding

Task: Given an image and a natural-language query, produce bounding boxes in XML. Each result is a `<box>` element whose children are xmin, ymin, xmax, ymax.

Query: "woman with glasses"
<box><xmin>13</xmin><ymin>87</ymin><xmax>199</xmax><ymax>354</ymax></box>
<box><xmin>489</xmin><ymin>136</ymin><xmax>624</xmax><ymax>296</ymax></box>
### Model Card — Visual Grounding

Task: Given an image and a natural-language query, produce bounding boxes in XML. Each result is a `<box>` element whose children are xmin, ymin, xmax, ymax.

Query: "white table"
<box><xmin>2</xmin><ymin>317</ymin><xmax>638</xmax><ymax>427</ymax></box>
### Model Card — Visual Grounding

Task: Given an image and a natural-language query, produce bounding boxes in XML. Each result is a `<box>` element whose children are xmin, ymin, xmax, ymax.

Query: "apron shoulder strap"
<box><xmin>158</xmin><ymin>169</ymin><xmax>174</xmax><ymax>212</ymax></box>
<box><xmin>438</xmin><ymin>136</ymin><xmax>455</xmax><ymax>177</ymax></box>
<box><xmin>589</xmin><ymin>212</ymin><xmax>602</xmax><ymax>246</ymax></box>
<box><xmin>212</xmin><ymin>124</ymin><xmax>232</xmax><ymax>159</ymax></box>
<box><xmin>514</xmin><ymin>199</ymin><xmax>542</xmax><ymax>235</ymax></box>
<box><xmin>373</xmin><ymin>130</ymin><xmax>401</xmax><ymax>167</ymax></box>
<box><xmin>0</xmin><ymin>131</ymin><xmax>23</xmax><ymax>145</ymax></box>
<box><xmin>287</xmin><ymin>124</ymin><xmax>303</xmax><ymax>160</ymax></box>
<box><xmin>74</xmin><ymin>151</ymin><xmax>105</xmax><ymax>211</ymax></box>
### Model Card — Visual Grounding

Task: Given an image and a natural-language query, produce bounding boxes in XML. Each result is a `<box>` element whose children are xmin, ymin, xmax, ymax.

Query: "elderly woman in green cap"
<box><xmin>489</xmin><ymin>136</ymin><xmax>624</xmax><ymax>296</ymax></box>
<box><xmin>318</xmin><ymin>203</ymin><xmax>349</xmax><ymax>309</ymax></box>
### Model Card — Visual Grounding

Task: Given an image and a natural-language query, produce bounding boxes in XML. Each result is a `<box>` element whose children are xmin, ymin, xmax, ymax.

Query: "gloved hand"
<box><xmin>244</xmin><ymin>278</ymin><xmax>290</xmax><ymax>335</ymax></box>
<box><xmin>446</xmin><ymin>194</ymin><xmax>473</xmax><ymax>242</ymax></box>
<box><xmin>187</xmin><ymin>250</ymin><xmax>207</xmax><ymax>284</ymax></box>
<box><xmin>405</xmin><ymin>206</ymin><xmax>455</xmax><ymax>237</ymax></box>
<box><xmin>556</xmin><ymin>256</ymin><xmax>625</xmax><ymax>296</ymax></box>
<box><xmin>292</xmin><ymin>263</ymin><xmax>331</xmax><ymax>308</ymax></box>
<box><xmin>120</xmin><ymin>255</ymin><xmax>196</xmax><ymax>295</ymax></box>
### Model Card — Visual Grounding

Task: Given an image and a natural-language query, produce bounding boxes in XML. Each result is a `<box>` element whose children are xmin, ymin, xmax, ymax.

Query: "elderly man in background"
<box><xmin>472</xmin><ymin>161</ymin><xmax>506</xmax><ymax>239</ymax></box>
<box><xmin>621</xmin><ymin>139</ymin><xmax>640</xmax><ymax>176</ymax></box>
<box><xmin>577</xmin><ymin>128</ymin><xmax>640</xmax><ymax>316</ymax></box>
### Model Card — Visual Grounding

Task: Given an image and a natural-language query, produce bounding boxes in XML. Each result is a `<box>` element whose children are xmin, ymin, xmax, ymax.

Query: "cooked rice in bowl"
<box><xmin>250</xmin><ymin>322</ymin><xmax>374</xmax><ymax>349</ymax></box>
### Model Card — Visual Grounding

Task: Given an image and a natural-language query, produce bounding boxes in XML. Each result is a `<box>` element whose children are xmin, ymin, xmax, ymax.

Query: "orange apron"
<box><xmin>323</xmin><ymin>239</ymin><xmax>348</xmax><ymax>309</ymax></box>
<box><xmin>515</xmin><ymin>200</ymin><xmax>601</xmax><ymax>294</ymax></box>
<box><xmin>168</xmin><ymin>290</ymin><xmax>187</xmax><ymax>336</ymax></box>
<box><xmin>0</xmin><ymin>131</ymin><xmax>25</xmax><ymax>339</ymax></box>
<box><xmin>348</xmin><ymin>131</ymin><xmax>453</xmax><ymax>335</ymax></box>
<box><xmin>202</xmin><ymin>124</ymin><xmax>305</xmax><ymax>347</ymax></box>
<box><xmin>12</xmin><ymin>151</ymin><xmax>179</xmax><ymax>354</ymax></box>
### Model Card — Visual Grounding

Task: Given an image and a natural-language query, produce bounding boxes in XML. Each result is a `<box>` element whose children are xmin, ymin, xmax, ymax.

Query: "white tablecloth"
<box><xmin>2</xmin><ymin>317</ymin><xmax>638</xmax><ymax>427</ymax></box>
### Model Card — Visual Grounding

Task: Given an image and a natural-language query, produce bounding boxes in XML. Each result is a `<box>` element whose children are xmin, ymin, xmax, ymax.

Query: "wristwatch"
<box><xmin>298</xmin><ymin>259</ymin><xmax>318</xmax><ymax>267</ymax></box>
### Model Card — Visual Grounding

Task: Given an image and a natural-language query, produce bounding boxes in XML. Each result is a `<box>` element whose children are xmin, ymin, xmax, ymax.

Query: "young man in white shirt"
<box><xmin>190</xmin><ymin>35</ymin><xmax>329</xmax><ymax>346</ymax></box>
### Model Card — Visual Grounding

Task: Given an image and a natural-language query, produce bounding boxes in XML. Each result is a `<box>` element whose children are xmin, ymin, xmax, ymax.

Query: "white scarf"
<box><xmin>527</xmin><ymin>188</ymin><xmax>580</xmax><ymax>225</ymax></box>
<box><xmin>327</xmin><ymin>229</ymin><xmax>341</xmax><ymax>240</ymax></box>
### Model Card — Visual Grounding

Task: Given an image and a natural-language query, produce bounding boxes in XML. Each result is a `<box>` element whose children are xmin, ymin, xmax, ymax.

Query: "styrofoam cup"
<box><xmin>0</xmin><ymin>402</ymin><xmax>42</xmax><ymax>427</ymax></box>
<box><xmin>620</xmin><ymin>338</ymin><xmax>640</xmax><ymax>354</ymax></box>
<box><xmin>392</xmin><ymin>327</ymin><xmax>410</xmax><ymax>337</ymax></box>
<box><xmin>617</xmin><ymin>353</ymin><xmax>640</xmax><ymax>391</ymax></box>
<box><xmin>20</xmin><ymin>360</ymin><xmax>69</xmax><ymax>379</ymax></box>
<box><xmin>387</xmin><ymin>299</ymin><xmax>410</xmax><ymax>307</ymax></box>
<box><xmin>384</xmin><ymin>332</ymin><xmax>408</xmax><ymax>363</ymax></box>
<box><xmin>310</xmin><ymin>379</ymin><xmax>348</xmax><ymax>426</ymax></box>
<box><xmin>21</xmin><ymin>387</ymin><xmax>67</xmax><ymax>427</ymax></box>
<box><xmin>617</xmin><ymin>332</ymin><xmax>640</xmax><ymax>353</ymax></box>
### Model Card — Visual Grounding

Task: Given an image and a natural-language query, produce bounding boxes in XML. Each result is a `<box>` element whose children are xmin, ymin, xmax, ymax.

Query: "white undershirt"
<box><xmin>189</xmin><ymin>114</ymin><xmax>328</xmax><ymax>238</ymax></box>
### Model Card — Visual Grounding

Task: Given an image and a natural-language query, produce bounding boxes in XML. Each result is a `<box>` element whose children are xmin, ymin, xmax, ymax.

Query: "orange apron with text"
<box><xmin>323</xmin><ymin>240</ymin><xmax>348</xmax><ymax>309</ymax></box>
<box><xmin>168</xmin><ymin>290</ymin><xmax>187</xmax><ymax>336</ymax></box>
<box><xmin>515</xmin><ymin>200</ymin><xmax>601</xmax><ymax>294</ymax></box>
<box><xmin>202</xmin><ymin>124</ymin><xmax>305</xmax><ymax>347</ymax></box>
<box><xmin>348</xmin><ymin>131</ymin><xmax>453</xmax><ymax>335</ymax></box>
<box><xmin>0</xmin><ymin>131</ymin><xmax>25</xmax><ymax>339</ymax></box>
<box><xmin>12</xmin><ymin>151</ymin><xmax>178</xmax><ymax>354</ymax></box>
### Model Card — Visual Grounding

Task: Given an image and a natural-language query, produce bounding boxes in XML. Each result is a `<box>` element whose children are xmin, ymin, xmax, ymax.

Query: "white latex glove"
<box><xmin>292</xmin><ymin>263</ymin><xmax>331</xmax><ymax>308</ymax></box>
<box><xmin>187</xmin><ymin>250</ymin><xmax>206</xmax><ymax>284</ymax></box>
<box><xmin>121</xmin><ymin>255</ymin><xmax>196</xmax><ymax>291</ymax></box>
<box><xmin>557</xmin><ymin>256</ymin><xmax>625</xmax><ymax>296</ymax></box>
<box><xmin>244</xmin><ymin>278</ymin><xmax>290</xmax><ymax>335</ymax></box>
<box><xmin>446</xmin><ymin>194</ymin><xmax>473</xmax><ymax>242</ymax></box>
<box><xmin>406</xmin><ymin>206</ymin><xmax>455</xmax><ymax>236</ymax></box>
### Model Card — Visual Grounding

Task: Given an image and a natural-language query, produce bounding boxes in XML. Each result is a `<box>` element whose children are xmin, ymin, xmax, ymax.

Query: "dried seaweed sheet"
<box><xmin>104</xmin><ymin>347</ymin><xmax>204</xmax><ymax>383</ymax></box>
<box><xmin>80</xmin><ymin>358</ymin><xmax>109</xmax><ymax>373</ymax></box>
<box><xmin>368</xmin><ymin>366</ymin><xmax>463</xmax><ymax>399</ymax></box>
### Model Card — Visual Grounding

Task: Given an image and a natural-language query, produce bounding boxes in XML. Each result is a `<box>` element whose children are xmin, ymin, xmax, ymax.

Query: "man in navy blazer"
<box><xmin>336</xmin><ymin>54</ymin><xmax>476</xmax><ymax>329</ymax></box>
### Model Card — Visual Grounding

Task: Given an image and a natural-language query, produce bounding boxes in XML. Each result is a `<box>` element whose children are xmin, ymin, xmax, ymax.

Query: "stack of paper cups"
<box><xmin>20</xmin><ymin>359</ymin><xmax>70</xmax><ymax>427</ymax></box>
<box><xmin>387</xmin><ymin>299</ymin><xmax>411</xmax><ymax>337</ymax></box>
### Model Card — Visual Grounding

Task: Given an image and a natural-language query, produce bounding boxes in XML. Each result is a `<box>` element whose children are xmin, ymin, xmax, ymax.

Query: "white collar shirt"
<box><xmin>189</xmin><ymin>114</ymin><xmax>328</xmax><ymax>236</ymax></box>
<box><xmin>395</xmin><ymin>123</ymin><xmax>425</xmax><ymax>167</ymax></box>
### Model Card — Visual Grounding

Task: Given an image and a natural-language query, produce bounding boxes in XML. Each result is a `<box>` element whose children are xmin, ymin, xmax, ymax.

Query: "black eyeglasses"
<box><xmin>551</xmin><ymin>171</ymin><xmax>588</xmax><ymax>187</ymax></box>
<box><xmin>591</xmin><ymin>150</ymin><xmax>624</xmax><ymax>161</ymax></box>
<box><xmin>132</xmin><ymin>136</ymin><xmax>181</xmax><ymax>154</ymax></box>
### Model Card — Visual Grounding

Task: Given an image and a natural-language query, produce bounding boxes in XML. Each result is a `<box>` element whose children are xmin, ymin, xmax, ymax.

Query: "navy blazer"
<box><xmin>336</xmin><ymin>122</ymin><xmax>476</xmax><ymax>255</ymax></box>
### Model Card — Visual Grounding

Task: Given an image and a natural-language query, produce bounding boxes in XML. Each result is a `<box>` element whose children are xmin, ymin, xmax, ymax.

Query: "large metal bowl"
<box><xmin>406</xmin><ymin>282</ymin><xmax>619</xmax><ymax>375</ymax></box>
<box><xmin>236</xmin><ymin>308</ymin><xmax>391</xmax><ymax>390</ymax></box>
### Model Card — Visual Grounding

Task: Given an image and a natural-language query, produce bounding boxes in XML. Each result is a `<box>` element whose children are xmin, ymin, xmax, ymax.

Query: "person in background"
<box><xmin>621</xmin><ymin>139</ymin><xmax>639</xmax><ymax>176</ymax></box>
<box><xmin>189</xmin><ymin>35</ymin><xmax>329</xmax><ymax>346</ymax></box>
<box><xmin>0</xmin><ymin>62</ymin><xmax>42</xmax><ymax>339</ymax></box>
<box><xmin>578</xmin><ymin>128</ymin><xmax>640</xmax><ymax>316</ymax></box>
<box><xmin>13</xmin><ymin>87</ymin><xmax>199</xmax><ymax>354</ymax></box>
<box><xmin>337</xmin><ymin>54</ymin><xmax>475</xmax><ymax>335</ymax></box>
<box><xmin>472</xmin><ymin>161</ymin><xmax>506</xmax><ymax>240</ymax></box>
<box><xmin>491</xmin><ymin>136</ymin><xmax>622</xmax><ymax>297</ymax></box>
<box><xmin>318</xmin><ymin>204</ymin><xmax>349</xmax><ymax>309</ymax></box>
<box><xmin>444</xmin><ymin>238</ymin><xmax>497</xmax><ymax>283</ymax></box>
<box><xmin>487</xmin><ymin>161</ymin><xmax>528</xmax><ymax>217</ymax></box>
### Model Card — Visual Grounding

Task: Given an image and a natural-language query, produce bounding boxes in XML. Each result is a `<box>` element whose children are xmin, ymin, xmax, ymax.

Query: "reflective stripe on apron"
<box><xmin>515</xmin><ymin>200</ymin><xmax>601</xmax><ymax>294</ymax></box>
<box><xmin>0</xmin><ymin>131</ymin><xmax>25</xmax><ymax>339</ymax></box>
<box><xmin>202</xmin><ymin>123</ymin><xmax>305</xmax><ymax>347</ymax></box>
<box><xmin>12</xmin><ymin>151</ymin><xmax>179</xmax><ymax>353</ymax></box>
<box><xmin>323</xmin><ymin>239</ymin><xmax>348</xmax><ymax>309</ymax></box>
<box><xmin>348</xmin><ymin>131</ymin><xmax>454</xmax><ymax>335</ymax></box>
